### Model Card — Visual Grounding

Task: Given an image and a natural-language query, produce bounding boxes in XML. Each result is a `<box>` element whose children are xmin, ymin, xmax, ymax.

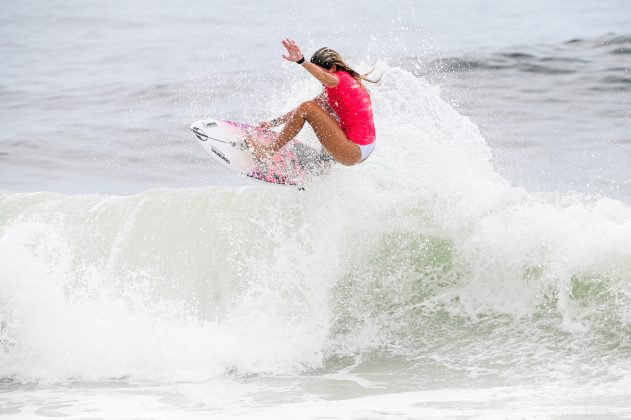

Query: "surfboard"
<box><xmin>190</xmin><ymin>118</ymin><xmax>334</xmax><ymax>186</ymax></box>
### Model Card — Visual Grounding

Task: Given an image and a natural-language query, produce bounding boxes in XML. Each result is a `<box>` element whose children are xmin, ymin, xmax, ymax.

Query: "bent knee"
<box><xmin>297</xmin><ymin>100</ymin><xmax>320</xmax><ymax>116</ymax></box>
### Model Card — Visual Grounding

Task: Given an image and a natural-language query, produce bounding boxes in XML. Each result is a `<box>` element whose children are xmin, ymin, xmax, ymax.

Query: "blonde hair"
<box><xmin>310</xmin><ymin>47</ymin><xmax>380</xmax><ymax>86</ymax></box>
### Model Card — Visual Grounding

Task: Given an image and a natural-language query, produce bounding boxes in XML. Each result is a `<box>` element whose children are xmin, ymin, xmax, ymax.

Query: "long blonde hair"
<box><xmin>310</xmin><ymin>47</ymin><xmax>380</xmax><ymax>86</ymax></box>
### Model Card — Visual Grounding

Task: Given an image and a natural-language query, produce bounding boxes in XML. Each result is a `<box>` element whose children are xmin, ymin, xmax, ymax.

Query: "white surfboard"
<box><xmin>190</xmin><ymin>118</ymin><xmax>333</xmax><ymax>186</ymax></box>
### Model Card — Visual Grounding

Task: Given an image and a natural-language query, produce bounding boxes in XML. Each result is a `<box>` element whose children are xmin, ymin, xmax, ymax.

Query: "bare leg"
<box><xmin>262</xmin><ymin>100</ymin><xmax>361</xmax><ymax>166</ymax></box>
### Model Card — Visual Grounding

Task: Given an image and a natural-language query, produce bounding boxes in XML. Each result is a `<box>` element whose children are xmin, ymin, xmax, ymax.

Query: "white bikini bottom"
<box><xmin>358</xmin><ymin>142</ymin><xmax>376</xmax><ymax>161</ymax></box>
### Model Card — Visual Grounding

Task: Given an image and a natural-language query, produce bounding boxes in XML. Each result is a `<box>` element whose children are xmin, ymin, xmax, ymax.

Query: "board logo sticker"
<box><xmin>192</xmin><ymin>127</ymin><xmax>207</xmax><ymax>141</ymax></box>
<box><xmin>210</xmin><ymin>145</ymin><xmax>230</xmax><ymax>164</ymax></box>
<box><xmin>205</xmin><ymin>121</ymin><xmax>217</xmax><ymax>128</ymax></box>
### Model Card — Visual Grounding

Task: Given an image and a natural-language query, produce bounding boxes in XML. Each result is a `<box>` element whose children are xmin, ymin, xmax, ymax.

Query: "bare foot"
<box><xmin>245</xmin><ymin>135</ymin><xmax>274</xmax><ymax>161</ymax></box>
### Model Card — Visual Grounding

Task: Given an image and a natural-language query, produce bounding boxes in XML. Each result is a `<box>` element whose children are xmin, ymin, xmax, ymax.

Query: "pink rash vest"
<box><xmin>325</xmin><ymin>70</ymin><xmax>376</xmax><ymax>146</ymax></box>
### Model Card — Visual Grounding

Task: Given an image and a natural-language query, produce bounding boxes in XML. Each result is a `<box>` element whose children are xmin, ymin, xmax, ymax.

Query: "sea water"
<box><xmin>1</xmin><ymin>0</ymin><xmax>631</xmax><ymax>418</ymax></box>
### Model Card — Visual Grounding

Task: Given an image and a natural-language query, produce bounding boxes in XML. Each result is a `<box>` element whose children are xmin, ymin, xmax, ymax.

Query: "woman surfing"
<box><xmin>250</xmin><ymin>38</ymin><xmax>378</xmax><ymax>166</ymax></box>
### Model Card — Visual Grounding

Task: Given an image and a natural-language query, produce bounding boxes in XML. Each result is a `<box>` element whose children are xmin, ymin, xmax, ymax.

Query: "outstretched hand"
<box><xmin>281</xmin><ymin>38</ymin><xmax>303</xmax><ymax>62</ymax></box>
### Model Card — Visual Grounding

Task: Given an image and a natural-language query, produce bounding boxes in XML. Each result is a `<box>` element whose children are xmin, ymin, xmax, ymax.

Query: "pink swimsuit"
<box><xmin>325</xmin><ymin>71</ymin><xmax>376</xmax><ymax>146</ymax></box>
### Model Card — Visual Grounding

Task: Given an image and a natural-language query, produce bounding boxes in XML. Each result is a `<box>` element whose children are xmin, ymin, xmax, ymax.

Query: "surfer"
<box><xmin>249</xmin><ymin>38</ymin><xmax>378</xmax><ymax>166</ymax></box>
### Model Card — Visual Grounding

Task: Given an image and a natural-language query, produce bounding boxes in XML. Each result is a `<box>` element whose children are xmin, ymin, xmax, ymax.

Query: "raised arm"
<box><xmin>281</xmin><ymin>38</ymin><xmax>338</xmax><ymax>88</ymax></box>
<box><xmin>257</xmin><ymin>39</ymin><xmax>338</xmax><ymax>129</ymax></box>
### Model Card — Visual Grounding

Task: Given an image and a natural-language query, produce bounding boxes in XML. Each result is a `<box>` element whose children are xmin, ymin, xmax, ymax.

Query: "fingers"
<box><xmin>281</xmin><ymin>37</ymin><xmax>302</xmax><ymax>62</ymax></box>
<box><xmin>282</xmin><ymin>37</ymin><xmax>300</xmax><ymax>51</ymax></box>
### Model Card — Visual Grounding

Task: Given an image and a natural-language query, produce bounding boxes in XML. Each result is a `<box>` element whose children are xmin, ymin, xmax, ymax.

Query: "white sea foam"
<box><xmin>1</xmin><ymin>65</ymin><xmax>630</xmax><ymax>391</ymax></box>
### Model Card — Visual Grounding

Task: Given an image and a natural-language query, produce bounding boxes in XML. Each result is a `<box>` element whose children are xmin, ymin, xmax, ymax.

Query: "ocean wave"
<box><xmin>1</xmin><ymin>63</ymin><xmax>631</xmax><ymax>384</ymax></box>
<box><xmin>420</xmin><ymin>33</ymin><xmax>630</xmax><ymax>79</ymax></box>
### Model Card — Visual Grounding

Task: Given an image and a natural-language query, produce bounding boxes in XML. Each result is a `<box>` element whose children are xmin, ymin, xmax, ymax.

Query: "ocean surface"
<box><xmin>1</xmin><ymin>0</ymin><xmax>631</xmax><ymax>418</ymax></box>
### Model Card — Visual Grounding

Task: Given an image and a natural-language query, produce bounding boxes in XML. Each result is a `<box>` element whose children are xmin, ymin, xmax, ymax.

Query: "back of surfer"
<box><xmin>251</xmin><ymin>38</ymin><xmax>378</xmax><ymax>166</ymax></box>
